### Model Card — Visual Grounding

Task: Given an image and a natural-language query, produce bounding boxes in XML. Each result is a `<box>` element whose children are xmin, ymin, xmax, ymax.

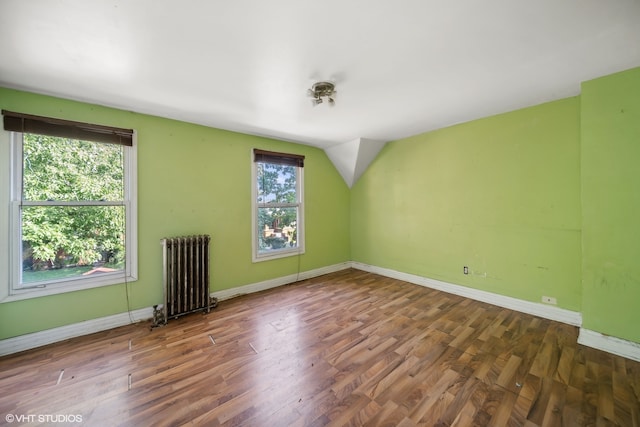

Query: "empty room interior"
<box><xmin>1</xmin><ymin>1</ymin><xmax>640</xmax><ymax>426</ymax></box>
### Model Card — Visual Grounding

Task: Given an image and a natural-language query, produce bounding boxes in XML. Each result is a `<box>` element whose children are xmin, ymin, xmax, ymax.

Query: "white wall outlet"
<box><xmin>541</xmin><ymin>296</ymin><xmax>557</xmax><ymax>305</ymax></box>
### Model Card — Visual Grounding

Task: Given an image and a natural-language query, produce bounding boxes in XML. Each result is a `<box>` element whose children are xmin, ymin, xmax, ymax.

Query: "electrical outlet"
<box><xmin>541</xmin><ymin>296</ymin><xmax>557</xmax><ymax>305</ymax></box>
<box><xmin>463</xmin><ymin>266</ymin><xmax>469</xmax><ymax>275</ymax></box>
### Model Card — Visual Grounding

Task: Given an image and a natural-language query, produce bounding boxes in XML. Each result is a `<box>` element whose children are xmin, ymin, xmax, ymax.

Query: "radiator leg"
<box><xmin>152</xmin><ymin>304</ymin><xmax>166</xmax><ymax>328</ymax></box>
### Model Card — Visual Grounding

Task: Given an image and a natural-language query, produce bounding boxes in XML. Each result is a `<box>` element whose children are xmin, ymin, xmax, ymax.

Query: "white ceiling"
<box><xmin>1</xmin><ymin>0</ymin><xmax>639</xmax><ymax>152</ymax></box>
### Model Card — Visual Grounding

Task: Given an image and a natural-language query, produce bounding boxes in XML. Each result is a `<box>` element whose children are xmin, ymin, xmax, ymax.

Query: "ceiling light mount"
<box><xmin>308</xmin><ymin>81</ymin><xmax>336</xmax><ymax>106</ymax></box>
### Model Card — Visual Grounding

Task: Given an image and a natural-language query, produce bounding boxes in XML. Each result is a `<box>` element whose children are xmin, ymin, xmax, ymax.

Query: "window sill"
<box><xmin>253</xmin><ymin>248</ymin><xmax>305</xmax><ymax>263</ymax></box>
<box><xmin>1</xmin><ymin>273</ymin><xmax>137</xmax><ymax>303</ymax></box>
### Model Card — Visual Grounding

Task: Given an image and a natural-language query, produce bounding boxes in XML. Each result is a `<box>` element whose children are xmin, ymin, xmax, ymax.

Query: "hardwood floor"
<box><xmin>1</xmin><ymin>269</ymin><xmax>639</xmax><ymax>426</ymax></box>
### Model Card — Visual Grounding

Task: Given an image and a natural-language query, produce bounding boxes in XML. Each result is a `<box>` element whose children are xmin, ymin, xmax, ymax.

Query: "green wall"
<box><xmin>581</xmin><ymin>67</ymin><xmax>640</xmax><ymax>343</ymax></box>
<box><xmin>351</xmin><ymin>97</ymin><xmax>583</xmax><ymax>311</ymax></box>
<box><xmin>0</xmin><ymin>87</ymin><xmax>351</xmax><ymax>339</ymax></box>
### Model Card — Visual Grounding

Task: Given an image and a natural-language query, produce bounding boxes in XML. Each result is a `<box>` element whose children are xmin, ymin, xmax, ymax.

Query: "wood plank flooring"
<box><xmin>1</xmin><ymin>269</ymin><xmax>639</xmax><ymax>426</ymax></box>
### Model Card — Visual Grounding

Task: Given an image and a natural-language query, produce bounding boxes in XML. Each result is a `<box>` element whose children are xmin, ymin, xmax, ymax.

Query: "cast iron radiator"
<box><xmin>153</xmin><ymin>235</ymin><xmax>217</xmax><ymax>326</ymax></box>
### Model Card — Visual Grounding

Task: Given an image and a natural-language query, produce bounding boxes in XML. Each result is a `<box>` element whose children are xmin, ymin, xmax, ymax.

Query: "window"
<box><xmin>252</xmin><ymin>149</ymin><xmax>304</xmax><ymax>262</ymax></box>
<box><xmin>2</xmin><ymin>110</ymin><xmax>137</xmax><ymax>301</ymax></box>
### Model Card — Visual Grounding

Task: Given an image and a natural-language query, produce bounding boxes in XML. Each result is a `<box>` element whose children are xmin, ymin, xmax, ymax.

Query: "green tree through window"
<box><xmin>257</xmin><ymin>163</ymin><xmax>298</xmax><ymax>252</ymax></box>
<box><xmin>20</xmin><ymin>134</ymin><xmax>126</xmax><ymax>283</ymax></box>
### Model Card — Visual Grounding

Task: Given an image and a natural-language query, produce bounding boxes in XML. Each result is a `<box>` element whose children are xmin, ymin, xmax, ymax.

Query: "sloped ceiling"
<box><xmin>1</xmin><ymin>0</ymin><xmax>639</xmax><ymax>184</ymax></box>
<box><xmin>326</xmin><ymin>139</ymin><xmax>387</xmax><ymax>188</ymax></box>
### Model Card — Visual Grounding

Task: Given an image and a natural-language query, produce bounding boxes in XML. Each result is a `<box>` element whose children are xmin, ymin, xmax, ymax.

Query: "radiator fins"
<box><xmin>154</xmin><ymin>235</ymin><xmax>214</xmax><ymax>326</ymax></box>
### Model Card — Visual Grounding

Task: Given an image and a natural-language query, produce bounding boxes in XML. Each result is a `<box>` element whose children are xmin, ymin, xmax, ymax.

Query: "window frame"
<box><xmin>1</xmin><ymin>125</ymin><xmax>137</xmax><ymax>303</ymax></box>
<box><xmin>251</xmin><ymin>148</ymin><xmax>305</xmax><ymax>262</ymax></box>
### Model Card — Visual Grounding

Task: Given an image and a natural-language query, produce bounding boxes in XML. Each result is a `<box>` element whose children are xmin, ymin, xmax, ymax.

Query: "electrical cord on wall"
<box><xmin>124</xmin><ymin>256</ymin><xmax>134</xmax><ymax>325</ymax></box>
<box><xmin>121</xmin><ymin>162</ymin><xmax>134</xmax><ymax>325</ymax></box>
<box><xmin>296</xmin><ymin>248</ymin><xmax>302</xmax><ymax>283</ymax></box>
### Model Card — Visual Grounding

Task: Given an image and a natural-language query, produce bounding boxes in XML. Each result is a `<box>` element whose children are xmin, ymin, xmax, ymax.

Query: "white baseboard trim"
<box><xmin>351</xmin><ymin>262</ymin><xmax>583</xmax><ymax>327</ymax></box>
<box><xmin>351</xmin><ymin>263</ymin><xmax>640</xmax><ymax>361</ymax></box>
<box><xmin>0</xmin><ymin>306</ymin><xmax>154</xmax><ymax>357</ymax></box>
<box><xmin>211</xmin><ymin>261</ymin><xmax>352</xmax><ymax>301</ymax></box>
<box><xmin>0</xmin><ymin>262</ymin><xmax>352</xmax><ymax>356</ymax></box>
<box><xmin>12</xmin><ymin>262</ymin><xmax>640</xmax><ymax>362</ymax></box>
<box><xmin>578</xmin><ymin>328</ymin><xmax>640</xmax><ymax>362</ymax></box>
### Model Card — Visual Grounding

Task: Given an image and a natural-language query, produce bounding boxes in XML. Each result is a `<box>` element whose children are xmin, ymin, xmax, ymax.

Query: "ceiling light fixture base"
<box><xmin>308</xmin><ymin>81</ymin><xmax>337</xmax><ymax>106</ymax></box>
